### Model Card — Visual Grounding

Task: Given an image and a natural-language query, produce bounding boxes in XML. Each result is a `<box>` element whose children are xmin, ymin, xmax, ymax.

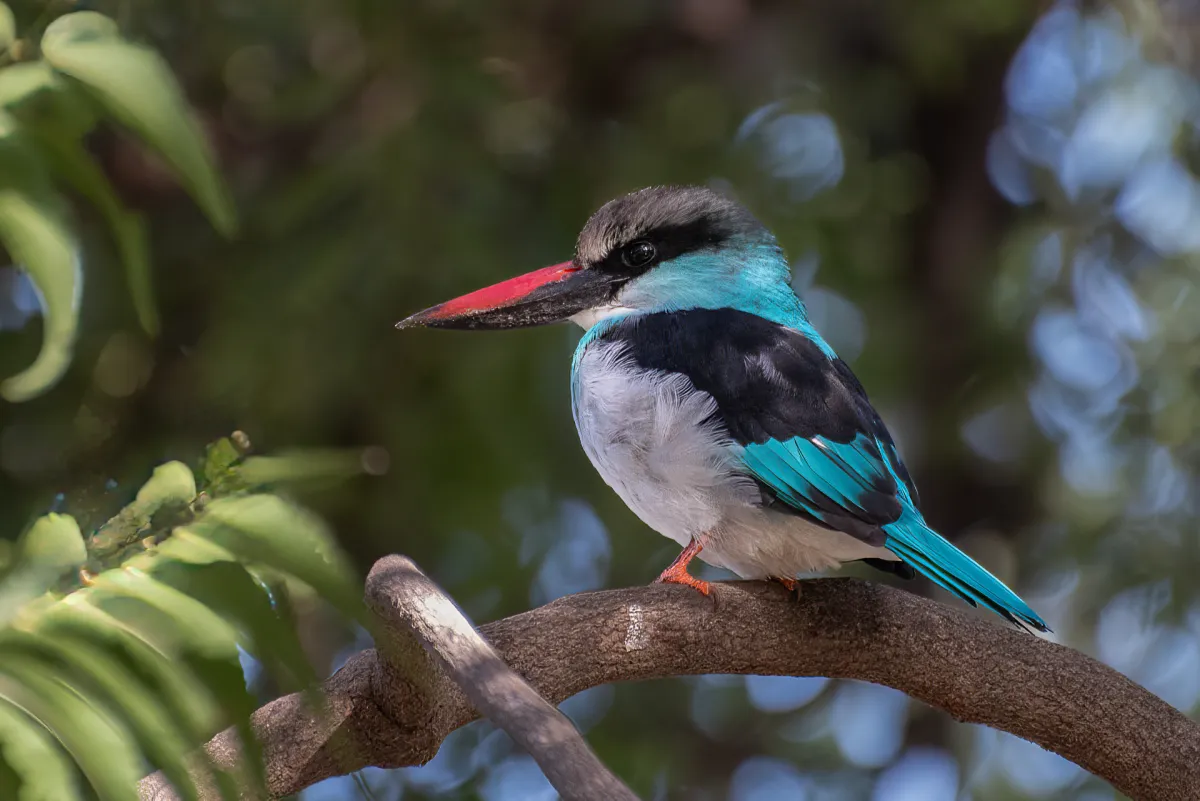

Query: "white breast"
<box><xmin>571</xmin><ymin>340</ymin><xmax>755</xmax><ymax>546</ymax></box>
<box><xmin>570</xmin><ymin>338</ymin><xmax>897</xmax><ymax>579</ymax></box>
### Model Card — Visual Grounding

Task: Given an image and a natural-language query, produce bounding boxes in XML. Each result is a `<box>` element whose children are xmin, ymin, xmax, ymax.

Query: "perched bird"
<box><xmin>398</xmin><ymin>186</ymin><xmax>1048</xmax><ymax>632</ymax></box>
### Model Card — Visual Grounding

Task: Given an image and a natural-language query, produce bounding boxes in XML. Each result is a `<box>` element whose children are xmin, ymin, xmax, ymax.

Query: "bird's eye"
<box><xmin>622</xmin><ymin>241</ymin><xmax>657</xmax><ymax>268</ymax></box>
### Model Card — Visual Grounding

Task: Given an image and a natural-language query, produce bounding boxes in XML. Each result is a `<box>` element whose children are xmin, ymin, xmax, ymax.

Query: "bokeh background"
<box><xmin>2</xmin><ymin>0</ymin><xmax>1199</xmax><ymax>798</ymax></box>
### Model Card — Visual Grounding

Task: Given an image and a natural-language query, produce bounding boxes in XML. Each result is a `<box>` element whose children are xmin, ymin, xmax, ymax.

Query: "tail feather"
<box><xmin>883</xmin><ymin>518</ymin><xmax>1049</xmax><ymax>633</ymax></box>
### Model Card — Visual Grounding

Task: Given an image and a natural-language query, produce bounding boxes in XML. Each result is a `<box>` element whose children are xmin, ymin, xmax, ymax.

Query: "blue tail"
<box><xmin>882</xmin><ymin>515</ymin><xmax>1049</xmax><ymax>633</ymax></box>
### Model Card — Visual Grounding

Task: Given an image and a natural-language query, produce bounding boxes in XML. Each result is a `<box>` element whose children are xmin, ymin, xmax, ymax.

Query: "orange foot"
<box><xmin>772</xmin><ymin>576</ymin><xmax>802</xmax><ymax>598</ymax></box>
<box><xmin>654</xmin><ymin>538</ymin><xmax>712</xmax><ymax>596</ymax></box>
<box><xmin>773</xmin><ymin>576</ymin><xmax>798</xmax><ymax>592</ymax></box>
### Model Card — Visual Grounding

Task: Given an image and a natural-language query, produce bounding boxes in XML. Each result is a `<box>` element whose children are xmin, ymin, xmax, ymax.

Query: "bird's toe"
<box><xmin>771</xmin><ymin>576</ymin><xmax>802</xmax><ymax>600</ymax></box>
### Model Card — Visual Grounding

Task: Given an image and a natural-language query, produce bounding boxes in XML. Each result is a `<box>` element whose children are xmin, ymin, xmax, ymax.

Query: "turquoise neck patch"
<box><xmin>588</xmin><ymin>238</ymin><xmax>835</xmax><ymax>359</ymax></box>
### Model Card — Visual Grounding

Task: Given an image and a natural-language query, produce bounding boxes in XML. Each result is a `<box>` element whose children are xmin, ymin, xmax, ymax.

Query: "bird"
<box><xmin>397</xmin><ymin>185</ymin><xmax>1048</xmax><ymax>632</ymax></box>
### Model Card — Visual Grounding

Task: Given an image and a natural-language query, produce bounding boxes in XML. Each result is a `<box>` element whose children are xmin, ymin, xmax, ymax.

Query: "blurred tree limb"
<box><xmin>139</xmin><ymin>555</ymin><xmax>1200</xmax><ymax>801</ymax></box>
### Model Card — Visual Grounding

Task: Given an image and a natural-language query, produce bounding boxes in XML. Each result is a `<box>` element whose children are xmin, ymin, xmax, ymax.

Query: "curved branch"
<box><xmin>365</xmin><ymin>556</ymin><xmax>638</xmax><ymax>801</ymax></box>
<box><xmin>140</xmin><ymin>563</ymin><xmax>1200</xmax><ymax>801</ymax></box>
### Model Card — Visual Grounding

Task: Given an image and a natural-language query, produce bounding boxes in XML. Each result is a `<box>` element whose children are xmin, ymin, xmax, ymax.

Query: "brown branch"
<box><xmin>140</xmin><ymin>558</ymin><xmax>1200</xmax><ymax>801</ymax></box>
<box><xmin>365</xmin><ymin>556</ymin><xmax>638</xmax><ymax>801</ymax></box>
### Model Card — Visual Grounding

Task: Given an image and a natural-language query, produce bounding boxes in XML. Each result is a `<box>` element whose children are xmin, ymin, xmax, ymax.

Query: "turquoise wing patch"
<box><xmin>741</xmin><ymin>433</ymin><xmax>903</xmax><ymax>544</ymax></box>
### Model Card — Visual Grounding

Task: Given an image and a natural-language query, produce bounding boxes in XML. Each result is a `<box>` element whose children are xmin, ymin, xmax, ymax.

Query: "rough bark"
<box><xmin>140</xmin><ymin>558</ymin><xmax>1200</xmax><ymax>801</ymax></box>
<box><xmin>365</xmin><ymin>557</ymin><xmax>637</xmax><ymax>801</ymax></box>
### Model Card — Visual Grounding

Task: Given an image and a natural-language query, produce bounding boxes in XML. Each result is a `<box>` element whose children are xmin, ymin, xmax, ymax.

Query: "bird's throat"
<box><xmin>571</xmin><ymin>304</ymin><xmax>636</xmax><ymax>331</ymax></box>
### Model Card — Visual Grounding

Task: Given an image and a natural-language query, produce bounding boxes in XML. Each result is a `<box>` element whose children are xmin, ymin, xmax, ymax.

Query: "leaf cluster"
<box><xmin>0</xmin><ymin>5</ymin><xmax>235</xmax><ymax>402</ymax></box>
<box><xmin>0</xmin><ymin>434</ymin><xmax>368</xmax><ymax>801</ymax></box>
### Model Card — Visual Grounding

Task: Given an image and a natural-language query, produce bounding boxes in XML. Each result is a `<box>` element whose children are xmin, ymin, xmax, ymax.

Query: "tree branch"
<box><xmin>140</xmin><ymin>558</ymin><xmax>1200</xmax><ymax>801</ymax></box>
<box><xmin>365</xmin><ymin>556</ymin><xmax>638</xmax><ymax>801</ymax></box>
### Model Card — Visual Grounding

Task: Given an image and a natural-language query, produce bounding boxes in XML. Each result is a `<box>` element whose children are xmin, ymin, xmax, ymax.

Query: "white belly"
<box><xmin>571</xmin><ymin>339</ymin><xmax>894</xmax><ymax>579</ymax></box>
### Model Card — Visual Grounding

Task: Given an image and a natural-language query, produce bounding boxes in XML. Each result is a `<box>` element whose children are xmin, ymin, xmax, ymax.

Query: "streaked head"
<box><xmin>396</xmin><ymin>185</ymin><xmax>794</xmax><ymax>331</ymax></box>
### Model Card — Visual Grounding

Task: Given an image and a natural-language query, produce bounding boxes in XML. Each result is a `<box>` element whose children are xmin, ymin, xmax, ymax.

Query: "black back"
<box><xmin>596</xmin><ymin>308</ymin><xmax>922</xmax><ymax>556</ymax></box>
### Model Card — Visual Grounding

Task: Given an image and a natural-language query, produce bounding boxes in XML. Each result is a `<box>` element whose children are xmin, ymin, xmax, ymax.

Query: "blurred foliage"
<box><xmin>0</xmin><ymin>3</ymin><xmax>234</xmax><ymax>401</ymax></box>
<box><xmin>0</xmin><ymin>0</ymin><xmax>1194</xmax><ymax>799</ymax></box>
<box><xmin>0</xmin><ymin>432</ymin><xmax>366</xmax><ymax>801</ymax></box>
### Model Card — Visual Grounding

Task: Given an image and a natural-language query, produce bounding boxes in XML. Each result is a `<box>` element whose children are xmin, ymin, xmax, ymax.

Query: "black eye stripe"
<box><xmin>593</xmin><ymin>216</ymin><xmax>730</xmax><ymax>277</ymax></box>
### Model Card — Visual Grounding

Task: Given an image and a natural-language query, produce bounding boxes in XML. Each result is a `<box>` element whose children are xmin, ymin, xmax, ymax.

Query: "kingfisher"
<box><xmin>398</xmin><ymin>185</ymin><xmax>1048</xmax><ymax>632</ymax></box>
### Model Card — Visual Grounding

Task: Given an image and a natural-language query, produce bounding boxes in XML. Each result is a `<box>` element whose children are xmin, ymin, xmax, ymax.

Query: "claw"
<box><xmin>654</xmin><ymin>539</ymin><xmax>712</xmax><ymax>597</ymax></box>
<box><xmin>655</xmin><ymin>569</ymin><xmax>712</xmax><ymax>596</ymax></box>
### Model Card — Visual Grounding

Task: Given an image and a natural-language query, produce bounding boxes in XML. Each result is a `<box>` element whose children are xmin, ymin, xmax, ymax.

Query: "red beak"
<box><xmin>396</xmin><ymin>261</ymin><xmax>616</xmax><ymax>330</ymax></box>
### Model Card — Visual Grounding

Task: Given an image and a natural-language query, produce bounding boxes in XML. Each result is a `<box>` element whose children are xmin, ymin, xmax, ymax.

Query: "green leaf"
<box><xmin>87</xmin><ymin>463</ymin><xmax>194</xmax><ymax>565</ymax></box>
<box><xmin>0</xmin><ymin>189</ymin><xmax>79</xmax><ymax>401</ymax></box>
<box><xmin>0</xmin><ymin>630</ymin><xmax>201</xmax><ymax>801</ymax></box>
<box><xmin>134</xmin><ymin>461</ymin><xmax>197</xmax><ymax>511</ymax></box>
<box><xmin>0</xmin><ymin>122</ymin><xmax>80</xmax><ymax>402</ymax></box>
<box><xmin>0</xmin><ymin>3</ymin><xmax>14</xmax><ymax>55</ymax></box>
<box><xmin>152</xmin><ymin>528</ymin><xmax>235</xmax><ymax>566</ymax></box>
<box><xmin>36</xmin><ymin>601</ymin><xmax>220</xmax><ymax>741</ymax></box>
<box><xmin>152</xmin><ymin>559</ymin><xmax>316</xmax><ymax>691</ymax></box>
<box><xmin>236</xmin><ymin>450</ymin><xmax>366</xmax><ymax>489</ymax></box>
<box><xmin>18</xmin><ymin>514</ymin><xmax>85</xmax><ymax>575</ymax></box>
<box><xmin>87</xmin><ymin>568</ymin><xmax>241</xmax><ymax>662</ymax></box>
<box><xmin>0</xmin><ymin>515</ymin><xmax>85</xmax><ymax>627</ymax></box>
<box><xmin>0</xmin><ymin>63</ymin><xmax>59</xmax><ymax>110</ymax></box>
<box><xmin>34</xmin><ymin>599</ymin><xmax>246</xmax><ymax>798</ymax></box>
<box><xmin>0</xmin><ymin>699</ymin><xmax>78</xmax><ymax>801</ymax></box>
<box><xmin>29</xmin><ymin>125</ymin><xmax>157</xmax><ymax>334</ymax></box>
<box><xmin>179</xmin><ymin>651</ymin><xmax>263</xmax><ymax>796</ymax></box>
<box><xmin>74</xmin><ymin>583</ymin><xmax>263</xmax><ymax>795</ymax></box>
<box><xmin>199</xmin><ymin>436</ymin><xmax>250</xmax><ymax>496</ymax></box>
<box><xmin>3</xmin><ymin>65</ymin><xmax>98</xmax><ymax>139</ymax></box>
<box><xmin>0</xmin><ymin>663</ymin><xmax>141</xmax><ymax>801</ymax></box>
<box><xmin>194</xmin><ymin>495</ymin><xmax>364</xmax><ymax>621</ymax></box>
<box><xmin>40</xmin><ymin>23</ymin><xmax>236</xmax><ymax>235</ymax></box>
<box><xmin>39</xmin><ymin>12</ymin><xmax>120</xmax><ymax>50</ymax></box>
